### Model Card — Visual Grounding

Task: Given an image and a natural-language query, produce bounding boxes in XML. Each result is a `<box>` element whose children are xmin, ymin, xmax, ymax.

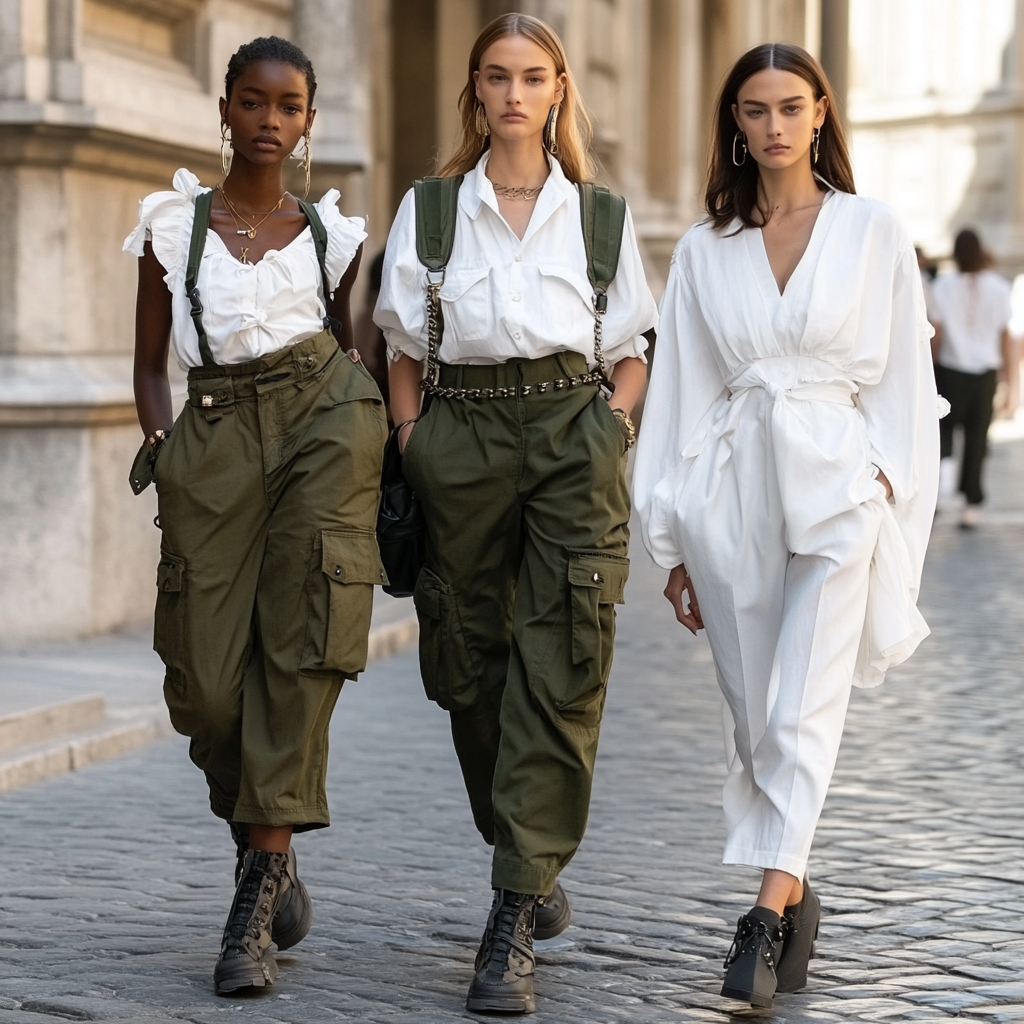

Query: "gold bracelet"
<box><xmin>610</xmin><ymin>408</ymin><xmax>636</xmax><ymax>449</ymax></box>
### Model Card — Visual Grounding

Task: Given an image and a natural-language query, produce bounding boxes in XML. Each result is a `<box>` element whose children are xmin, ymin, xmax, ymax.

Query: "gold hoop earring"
<box><xmin>812</xmin><ymin>126</ymin><xmax>821</xmax><ymax>165</ymax></box>
<box><xmin>544</xmin><ymin>104</ymin><xmax>560</xmax><ymax>155</ymax></box>
<box><xmin>221</xmin><ymin>123</ymin><xmax>233</xmax><ymax>177</ymax></box>
<box><xmin>301</xmin><ymin>128</ymin><xmax>312</xmax><ymax>198</ymax></box>
<box><xmin>475</xmin><ymin>104</ymin><xmax>490</xmax><ymax>137</ymax></box>
<box><xmin>732</xmin><ymin>131</ymin><xmax>747</xmax><ymax>167</ymax></box>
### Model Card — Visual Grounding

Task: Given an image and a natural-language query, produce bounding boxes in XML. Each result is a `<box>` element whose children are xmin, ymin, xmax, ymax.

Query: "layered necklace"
<box><xmin>217</xmin><ymin>185</ymin><xmax>286</xmax><ymax>263</ymax></box>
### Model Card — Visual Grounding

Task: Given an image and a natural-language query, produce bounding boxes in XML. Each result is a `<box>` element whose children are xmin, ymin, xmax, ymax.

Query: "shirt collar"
<box><xmin>460</xmin><ymin>150</ymin><xmax>578</xmax><ymax>240</ymax></box>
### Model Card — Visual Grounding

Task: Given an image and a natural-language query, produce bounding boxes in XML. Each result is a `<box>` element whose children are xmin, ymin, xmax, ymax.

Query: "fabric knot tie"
<box><xmin>240</xmin><ymin>309</ymin><xmax>269</xmax><ymax>331</ymax></box>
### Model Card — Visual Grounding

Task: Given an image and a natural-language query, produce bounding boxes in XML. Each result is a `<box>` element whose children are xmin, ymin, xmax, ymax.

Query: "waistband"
<box><xmin>727</xmin><ymin>356</ymin><xmax>857</xmax><ymax>406</ymax></box>
<box><xmin>431</xmin><ymin>352</ymin><xmax>601</xmax><ymax>400</ymax></box>
<box><xmin>185</xmin><ymin>329</ymin><xmax>337</xmax><ymax>408</ymax></box>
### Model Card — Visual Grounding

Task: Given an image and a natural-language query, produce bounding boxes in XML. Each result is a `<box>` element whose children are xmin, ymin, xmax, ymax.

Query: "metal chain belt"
<box><xmin>421</xmin><ymin>371</ymin><xmax>605</xmax><ymax>400</ymax></box>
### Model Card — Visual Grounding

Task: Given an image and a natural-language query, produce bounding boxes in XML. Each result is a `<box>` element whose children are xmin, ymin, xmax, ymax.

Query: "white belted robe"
<box><xmin>632</xmin><ymin>192</ymin><xmax>942</xmax><ymax>875</ymax></box>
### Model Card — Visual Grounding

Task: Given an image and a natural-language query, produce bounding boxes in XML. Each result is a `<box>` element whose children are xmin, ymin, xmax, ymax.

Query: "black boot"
<box><xmin>227</xmin><ymin>823</ymin><xmax>313</xmax><ymax>951</ymax></box>
<box><xmin>720</xmin><ymin>907</ymin><xmax>787</xmax><ymax>1009</ymax></box>
<box><xmin>214</xmin><ymin>850</ymin><xmax>287</xmax><ymax>995</ymax></box>
<box><xmin>776</xmin><ymin>880</ymin><xmax>820</xmax><ymax>993</ymax></box>
<box><xmin>533</xmin><ymin>880</ymin><xmax>571</xmax><ymax>941</ymax></box>
<box><xmin>467</xmin><ymin>889</ymin><xmax>537</xmax><ymax>1015</ymax></box>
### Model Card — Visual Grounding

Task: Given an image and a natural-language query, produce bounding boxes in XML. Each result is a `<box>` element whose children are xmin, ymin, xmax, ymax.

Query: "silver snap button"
<box><xmin>592</xmin><ymin>572</ymin><xmax>602</xmax><ymax>583</ymax></box>
<box><xmin>334</xmin><ymin>566</ymin><xmax>342</xmax><ymax>576</ymax></box>
<box><xmin>201</xmin><ymin>395</ymin><xmax>213</xmax><ymax>407</ymax></box>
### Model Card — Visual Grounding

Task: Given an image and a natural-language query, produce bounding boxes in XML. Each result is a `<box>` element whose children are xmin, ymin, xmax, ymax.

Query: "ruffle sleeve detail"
<box><xmin>122</xmin><ymin>168</ymin><xmax>208</xmax><ymax>286</ymax></box>
<box><xmin>315</xmin><ymin>189</ymin><xmax>367</xmax><ymax>292</ymax></box>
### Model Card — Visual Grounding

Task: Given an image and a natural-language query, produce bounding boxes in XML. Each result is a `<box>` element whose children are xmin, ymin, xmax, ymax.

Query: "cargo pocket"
<box><xmin>412</xmin><ymin>566</ymin><xmax>479</xmax><ymax>711</ymax></box>
<box><xmin>304</xmin><ymin>529</ymin><xmax>388</xmax><ymax>677</ymax></box>
<box><xmin>153</xmin><ymin>552</ymin><xmax>186</xmax><ymax>670</ymax></box>
<box><xmin>563</xmin><ymin>549</ymin><xmax>630</xmax><ymax>709</ymax></box>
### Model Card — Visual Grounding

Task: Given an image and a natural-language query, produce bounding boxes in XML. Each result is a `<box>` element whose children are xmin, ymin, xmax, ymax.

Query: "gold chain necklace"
<box><xmin>217</xmin><ymin>186</ymin><xmax>286</xmax><ymax>262</ymax></box>
<box><xmin>491</xmin><ymin>182</ymin><xmax>544</xmax><ymax>200</ymax></box>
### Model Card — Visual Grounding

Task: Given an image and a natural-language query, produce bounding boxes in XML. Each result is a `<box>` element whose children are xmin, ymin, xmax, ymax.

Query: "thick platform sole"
<box><xmin>274</xmin><ymin>877</ymin><xmax>313</xmax><ymax>951</ymax></box>
<box><xmin>465</xmin><ymin>988</ymin><xmax>536</xmax><ymax>1015</ymax></box>
<box><xmin>214</xmin><ymin>951</ymin><xmax>278</xmax><ymax>995</ymax></box>
<box><xmin>720</xmin><ymin>982</ymin><xmax>774</xmax><ymax>1010</ymax></box>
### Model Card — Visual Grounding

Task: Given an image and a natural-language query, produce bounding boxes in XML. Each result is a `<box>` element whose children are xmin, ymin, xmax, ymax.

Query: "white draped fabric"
<box><xmin>632</xmin><ymin>191</ymin><xmax>942</xmax><ymax>874</ymax></box>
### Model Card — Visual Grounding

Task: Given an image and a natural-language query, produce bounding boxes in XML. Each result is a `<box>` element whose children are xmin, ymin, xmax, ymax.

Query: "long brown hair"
<box><xmin>705</xmin><ymin>43</ymin><xmax>855</xmax><ymax>231</ymax></box>
<box><xmin>953</xmin><ymin>228</ymin><xmax>990</xmax><ymax>273</ymax></box>
<box><xmin>437</xmin><ymin>13</ymin><xmax>594</xmax><ymax>184</ymax></box>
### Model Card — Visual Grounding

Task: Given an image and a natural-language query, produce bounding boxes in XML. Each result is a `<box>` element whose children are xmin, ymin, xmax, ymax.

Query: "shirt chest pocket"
<box><xmin>439</xmin><ymin>265</ymin><xmax>493</xmax><ymax>347</ymax></box>
<box><xmin>537</xmin><ymin>264</ymin><xmax>595</xmax><ymax>340</ymax></box>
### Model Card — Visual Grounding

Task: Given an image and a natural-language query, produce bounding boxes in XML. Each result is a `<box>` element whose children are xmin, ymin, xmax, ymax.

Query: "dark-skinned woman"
<box><xmin>124</xmin><ymin>37</ymin><xmax>385</xmax><ymax>995</ymax></box>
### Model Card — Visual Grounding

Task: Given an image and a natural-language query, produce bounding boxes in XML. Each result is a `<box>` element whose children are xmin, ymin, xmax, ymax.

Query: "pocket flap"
<box><xmin>156</xmin><ymin>554</ymin><xmax>184</xmax><ymax>593</ymax></box>
<box><xmin>538</xmin><ymin>264</ymin><xmax>595</xmax><ymax>308</ymax></box>
<box><xmin>567</xmin><ymin>550</ymin><xmax>629</xmax><ymax>604</ymax></box>
<box><xmin>439</xmin><ymin>264</ymin><xmax>491</xmax><ymax>302</ymax></box>
<box><xmin>412</xmin><ymin>566</ymin><xmax>447</xmax><ymax>620</ymax></box>
<box><xmin>321</xmin><ymin>530</ymin><xmax>388</xmax><ymax>585</ymax></box>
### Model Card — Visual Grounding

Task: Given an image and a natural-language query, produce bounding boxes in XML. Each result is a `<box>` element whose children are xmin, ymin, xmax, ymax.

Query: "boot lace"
<box><xmin>723</xmin><ymin>916</ymin><xmax>785</xmax><ymax>971</ymax></box>
<box><xmin>483</xmin><ymin>893</ymin><xmax>533</xmax><ymax>974</ymax></box>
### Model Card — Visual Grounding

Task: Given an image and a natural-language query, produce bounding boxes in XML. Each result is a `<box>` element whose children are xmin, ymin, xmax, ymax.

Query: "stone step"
<box><xmin>0</xmin><ymin>693</ymin><xmax>106</xmax><ymax>753</ymax></box>
<box><xmin>0</xmin><ymin>705</ymin><xmax>172</xmax><ymax>794</ymax></box>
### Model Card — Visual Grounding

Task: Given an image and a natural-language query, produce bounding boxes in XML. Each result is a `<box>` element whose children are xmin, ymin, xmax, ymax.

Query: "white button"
<box><xmin>514</xmin><ymin>254</ymin><xmax>524</xmax><ymax>262</ymax></box>
<box><xmin>513</xmin><ymin>331</ymin><xmax>522</xmax><ymax>340</ymax></box>
<box><xmin>511</xmin><ymin>293</ymin><xmax>521</xmax><ymax>302</ymax></box>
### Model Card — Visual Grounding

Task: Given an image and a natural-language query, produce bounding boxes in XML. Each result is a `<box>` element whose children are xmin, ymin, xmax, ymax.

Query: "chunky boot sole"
<box><xmin>214</xmin><ymin>950</ymin><xmax>278</xmax><ymax>995</ymax></box>
<box><xmin>721</xmin><ymin>944</ymin><xmax>778</xmax><ymax>1008</ymax></box>
<box><xmin>274</xmin><ymin>875</ymin><xmax>313</xmax><ymax>951</ymax></box>
<box><xmin>776</xmin><ymin>884</ymin><xmax>821</xmax><ymax>994</ymax></box>
<box><xmin>534</xmin><ymin>882</ymin><xmax>571</xmax><ymax>941</ymax></box>
<box><xmin>466</xmin><ymin>986</ymin><xmax>536</xmax><ymax>1015</ymax></box>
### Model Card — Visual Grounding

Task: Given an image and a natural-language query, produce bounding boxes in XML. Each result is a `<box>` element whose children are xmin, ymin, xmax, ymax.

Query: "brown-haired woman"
<box><xmin>634</xmin><ymin>43</ymin><xmax>942</xmax><ymax>1008</ymax></box>
<box><xmin>375</xmin><ymin>12</ymin><xmax>656</xmax><ymax>1016</ymax></box>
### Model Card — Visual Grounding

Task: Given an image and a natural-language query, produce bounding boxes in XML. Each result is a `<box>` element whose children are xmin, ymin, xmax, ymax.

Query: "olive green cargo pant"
<box><xmin>149</xmin><ymin>330</ymin><xmax>387</xmax><ymax>830</ymax></box>
<box><xmin>402</xmin><ymin>352</ymin><xmax>631</xmax><ymax>896</ymax></box>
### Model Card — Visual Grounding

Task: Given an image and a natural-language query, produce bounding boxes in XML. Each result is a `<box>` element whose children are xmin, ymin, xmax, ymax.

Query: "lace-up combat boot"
<box><xmin>776</xmin><ymin>879</ymin><xmax>820</xmax><ymax>992</ymax></box>
<box><xmin>214</xmin><ymin>850</ymin><xmax>288</xmax><ymax>994</ymax></box>
<box><xmin>720</xmin><ymin>907</ymin><xmax>787</xmax><ymax>1008</ymax></box>
<box><xmin>466</xmin><ymin>889</ymin><xmax>538</xmax><ymax>1015</ymax></box>
<box><xmin>227</xmin><ymin>823</ymin><xmax>313</xmax><ymax>951</ymax></box>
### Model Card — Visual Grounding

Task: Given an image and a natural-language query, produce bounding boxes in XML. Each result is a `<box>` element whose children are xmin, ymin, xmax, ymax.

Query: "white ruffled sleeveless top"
<box><xmin>124</xmin><ymin>168</ymin><xmax>367</xmax><ymax>370</ymax></box>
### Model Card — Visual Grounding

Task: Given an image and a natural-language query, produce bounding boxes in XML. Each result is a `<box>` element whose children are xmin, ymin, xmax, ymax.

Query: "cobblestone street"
<box><xmin>1</xmin><ymin>438</ymin><xmax>1023</xmax><ymax>1024</ymax></box>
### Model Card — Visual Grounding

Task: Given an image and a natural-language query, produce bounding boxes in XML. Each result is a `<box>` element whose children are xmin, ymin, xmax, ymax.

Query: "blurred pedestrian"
<box><xmin>125</xmin><ymin>36</ymin><xmax>384</xmax><ymax>995</ymax></box>
<box><xmin>353</xmin><ymin>249</ymin><xmax>391</xmax><ymax>421</ymax></box>
<box><xmin>375</xmin><ymin>12</ymin><xmax>656</xmax><ymax>1015</ymax></box>
<box><xmin>634</xmin><ymin>42</ymin><xmax>940</xmax><ymax>1010</ymax></box>
<box><xmin>931</xmin><ymin>228</ymin><xmax>1013</xmax><ymax>527</ymax></box>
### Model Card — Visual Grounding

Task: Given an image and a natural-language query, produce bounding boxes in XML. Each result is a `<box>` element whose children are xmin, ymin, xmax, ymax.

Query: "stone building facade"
<box><xmin>0</xmin><ymin>0</ymin><xmax>849</xmax><ymax>645</ymax></box>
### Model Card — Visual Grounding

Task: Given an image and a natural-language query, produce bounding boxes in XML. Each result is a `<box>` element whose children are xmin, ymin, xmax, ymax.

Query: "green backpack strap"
<box><xmin>413</xmin><ymin>175</ymin><xmax>463</xmax><ymax>389</ymax></box>
<box><xmin>185</xmin><ymin>189</ymin><xmax>216</xmax><ymax>367</ymax></box>
<box><xmin>578</xmin><ymin>182</ymin><xmax>626</xmax><ymax>314</ymax></box>
<box><xmin>413</xmin><ymin>175</ymin><xmax>464</xmax><ymax>273</ymax></box>
<box><xmin>297</xmin><ymin>198</ymin><xmax>338</xmax><ymax>331</ymax></box>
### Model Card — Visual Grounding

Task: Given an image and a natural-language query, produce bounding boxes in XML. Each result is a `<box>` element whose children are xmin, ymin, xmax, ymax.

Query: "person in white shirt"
<box><xmin>375</xmin><ymin>13</ymin><xmax>656</xmax><ymax>1016</ymax></box>
<box><xmin>930</xmin><ymin>229</ymin><xmax>1013</xmax><ymax>527</ymax></box>
<box><xmin>633</xmin><ymin>43</ymin><xmax>940</xmax><ymax>1009</ymax></box>
<box><xmin>126</xmin><ymin>37</ymin><xmax>383</xmax><ymax>996</ymax></box>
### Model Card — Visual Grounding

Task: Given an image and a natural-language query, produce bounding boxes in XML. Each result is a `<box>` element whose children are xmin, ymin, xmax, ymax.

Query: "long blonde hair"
<box><xmin>437</xmin><ymin>13</ymin><xmax>594</xmax><ymax>184</ymax></box>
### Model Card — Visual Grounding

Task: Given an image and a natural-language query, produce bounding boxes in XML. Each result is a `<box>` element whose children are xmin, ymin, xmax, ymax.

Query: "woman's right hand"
<box><xmin>664</xmin><ymin>563</ymin><xmax>704</xmax><ymax>634</ymax></box>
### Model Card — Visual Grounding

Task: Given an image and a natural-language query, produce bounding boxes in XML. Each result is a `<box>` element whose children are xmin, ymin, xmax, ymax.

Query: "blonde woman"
<box><xmin>633</xmin><ymin>44</ymin><xmax>941</xmax><ymax>1008</ymax></box>
<box><xmin>375</xmin><ymin>13</ymin><xmax>656</xmax><ymax>1016</ymax></box>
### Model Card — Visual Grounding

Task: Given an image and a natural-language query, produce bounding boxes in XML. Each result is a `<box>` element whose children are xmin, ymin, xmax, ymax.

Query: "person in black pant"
<box><xmin>930</xmin><ymin>229</ymin><xmax>1014</xmax><ymax>528</ymax></box>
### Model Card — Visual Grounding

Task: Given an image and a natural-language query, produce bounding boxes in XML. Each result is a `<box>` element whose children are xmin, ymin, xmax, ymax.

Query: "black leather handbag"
<box><xmin>375</xmin><ymin>426</ymin><xmax>426</xmax><ymax>598</ymax></box>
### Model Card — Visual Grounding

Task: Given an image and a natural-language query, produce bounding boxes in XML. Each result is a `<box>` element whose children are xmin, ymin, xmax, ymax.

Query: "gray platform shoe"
<box><xmin>214</xmin><ymin>850</ymin><xmax>288</xmax><ymax>995</ymax></box>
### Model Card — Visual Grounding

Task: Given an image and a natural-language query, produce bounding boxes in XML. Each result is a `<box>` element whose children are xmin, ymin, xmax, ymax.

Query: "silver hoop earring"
<box><xmin>221</xmin><ymin>123</ymin><xmax>233</xmax><ymax>177</ymax></box>
<box><xmin>475</xmin><ymin>104</ymin><xmax>490</xmax><ymax>137</ymax></box>
<box><xmin>812</xmin><ymin>126</ymin><xmax>820</xmax><ymax>165</ymax></box>
<box><xmin>544</xmin><ymin>104</ymin><xmax>560</xmax><ymax>155</ymax></box>
<box><xmin>732</xmin><ymin>131</ymin><xmax>747</xmax><ymax>167</ymax></box>
<box><xmin>301</xmin><ymin>128</ymin><xmax>312</xmax><ymax>198</ymax></box>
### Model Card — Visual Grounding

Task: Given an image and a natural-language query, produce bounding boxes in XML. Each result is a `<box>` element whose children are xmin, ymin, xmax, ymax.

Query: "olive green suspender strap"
<box><xmin>412</xmin><ymin>176</ymin><xmax>626</xmax><ymax>392</ymax></box>
<box><xmin>185</xmin><ymin>191</ymin><xmax>336</xmax><ymax>368</ymax></box>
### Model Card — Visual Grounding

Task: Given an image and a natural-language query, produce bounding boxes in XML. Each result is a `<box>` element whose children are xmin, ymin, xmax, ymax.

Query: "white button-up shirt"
<box><xmin>374</xmin><ymin>152</ymin><xmax>657</xmax><ymax>366</ymax></box>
